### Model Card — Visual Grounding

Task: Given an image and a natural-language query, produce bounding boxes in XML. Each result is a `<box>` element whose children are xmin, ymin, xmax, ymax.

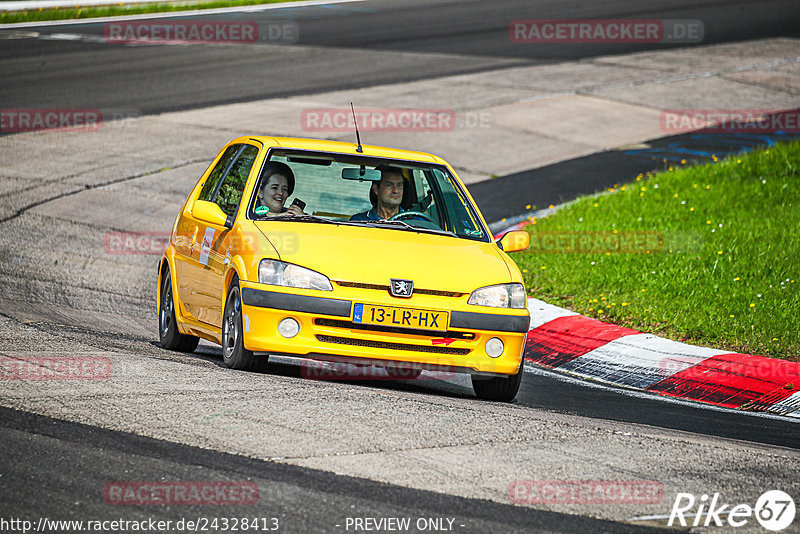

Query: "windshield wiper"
<box><xmin>367</xmin><ymin>219</ymin><xmax>415</xmax><ymax>229</ymax></box>
<box><xmin>363</xmin><ymin>219</ymin><xmax>457</xmax><ymax>237</ymax></box>
<box><xmin>256</xmin><ymin>214</ymin><xmax>364</xmax><ymax>227</ymax></box>
<box><xmin>261</xmin><ymin>215</ymin><xmax>458</xmax><ymax>237</ymax></box>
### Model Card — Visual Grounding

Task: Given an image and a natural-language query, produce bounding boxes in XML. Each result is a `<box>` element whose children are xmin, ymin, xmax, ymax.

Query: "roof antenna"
<box><xmin>350</xmin><ymin>102</ymin><xmax>363</xmax><ymax>153</ymax></box>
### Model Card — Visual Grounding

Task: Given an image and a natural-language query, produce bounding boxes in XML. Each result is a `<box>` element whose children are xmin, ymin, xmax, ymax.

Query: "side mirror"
<box><xmin>192</xmin><ymin>200</ymin><xmax>230</xmax><ymax>228</ymax></box>
<box><xmin>497</xmin><ymin>230</ymin><xmax>529</xmax><ymax>252</ymax></box>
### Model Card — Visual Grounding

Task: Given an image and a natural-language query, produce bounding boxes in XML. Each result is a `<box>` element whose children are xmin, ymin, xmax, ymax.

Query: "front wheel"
<box><xmin>471</xmin><ymin>362</ymin><xmax>523</xmax><ymax>402</ymax></box>
<box><xmin>222</xmin><ymin>277</ymin><xmax>266</xmax><ymax>371</ymax></box>
<box><xmin>159</xmin><ymin>267</ymin><xmax>199</xmax><ymax>353</ymax></box>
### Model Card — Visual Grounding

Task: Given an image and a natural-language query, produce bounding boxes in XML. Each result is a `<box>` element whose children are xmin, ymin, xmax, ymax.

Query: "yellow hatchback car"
<box><xmin>157</xmin><ymin>136</ymin><xmax>530</xmax><ymax>401</ymax></box>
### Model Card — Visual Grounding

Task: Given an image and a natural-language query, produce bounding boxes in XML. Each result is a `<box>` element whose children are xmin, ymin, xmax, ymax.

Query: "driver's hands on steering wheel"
<box><xmin>388</xmin><ymin>210</ymin><xmax>435</xmax><ymax>223</ymax></box>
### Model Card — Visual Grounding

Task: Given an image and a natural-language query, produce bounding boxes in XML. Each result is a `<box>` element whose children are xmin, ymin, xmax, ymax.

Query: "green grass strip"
<box><xmin>511</xmin><ymin>141</ymin><xmax>800</xmax><ymax>360</ymax></box>
<box><xmin>1</xmin><ymin>0</ymin><xmax>301</xmax><ymax>24</ymax></box>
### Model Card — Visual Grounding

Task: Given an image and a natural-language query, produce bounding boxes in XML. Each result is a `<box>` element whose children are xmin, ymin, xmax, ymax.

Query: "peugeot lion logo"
<box><xmin>390</xmin><ymin>279</ymin><xmax>414</xmax><ymax>298</ymax></box>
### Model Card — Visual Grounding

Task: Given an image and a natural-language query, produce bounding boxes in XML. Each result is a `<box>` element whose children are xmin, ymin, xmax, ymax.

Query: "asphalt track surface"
<box><xmin>0</xmin><ymin>406</ymin><xmax>665</xmax><ymax>534</ymax></box>
<box><xmin>1</xmin><ymin>0</ymin><xmax>800</xmax><ymax>114</ymax></box>
<box><xmin>2</xmin><ymin>360</ymin><xmax>799</xmax><ymax>532</ymax></box>
<box><xmin>2</xmin><ymin>1</ymin><xmax>800</xmax><ymax>532</ymax></box>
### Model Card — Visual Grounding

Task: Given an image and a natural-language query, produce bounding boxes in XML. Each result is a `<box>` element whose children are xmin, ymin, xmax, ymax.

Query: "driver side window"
<box><xmin>414</xmin><ymin>170</ymin><xmax>441</xmax><ymax>226</ymax></box>
<box><xmin>199</xmin><ymin>145</ymin><xmax>242</xmax><ymax>202</ymax></box>
<box><xmin>215</xmin><ymin>145</ymin><xmax>258</xmax><ymax>217</ymax></box>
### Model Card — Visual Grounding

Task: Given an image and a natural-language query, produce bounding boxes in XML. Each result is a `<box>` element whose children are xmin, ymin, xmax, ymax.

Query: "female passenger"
<box><xmin>254</xmin><ymin>162</ymin><xmax>305</xmax><ymax>217</ymax></box>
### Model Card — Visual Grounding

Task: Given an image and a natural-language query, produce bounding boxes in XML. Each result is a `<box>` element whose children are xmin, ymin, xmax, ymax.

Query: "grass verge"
<box><xmin>511</xmin><ymin>141</ymin><xmax>799</xmax><ymax>361</ymax></box>
<box><xmin>1</xmin><ymin>0</ymin><xmax>299</xmax><ymax>24</ymax></box>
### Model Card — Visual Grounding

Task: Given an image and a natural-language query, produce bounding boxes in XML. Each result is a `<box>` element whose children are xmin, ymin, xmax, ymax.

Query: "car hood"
<box><xmin>253</xmin><ymin>221</ymin><xmax>514</xmax><ymax>293</ymax></box>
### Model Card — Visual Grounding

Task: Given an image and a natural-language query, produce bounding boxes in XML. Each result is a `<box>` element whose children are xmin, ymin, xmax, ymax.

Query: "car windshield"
<box><xmin>248</xmin><ymin>149</ymin><xmax>490</xmax><ymax>242</ymax></box>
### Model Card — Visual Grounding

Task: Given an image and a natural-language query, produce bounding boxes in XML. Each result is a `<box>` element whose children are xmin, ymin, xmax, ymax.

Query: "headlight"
<box><xmin>258</xmin><ymin>259</ymin><xmax>333</xmax><ymax>291</ymax></box>
<box><xmin>468</xmin><ymin>283</ymin><xmax>526</xmax><ymax>309</ymax></box>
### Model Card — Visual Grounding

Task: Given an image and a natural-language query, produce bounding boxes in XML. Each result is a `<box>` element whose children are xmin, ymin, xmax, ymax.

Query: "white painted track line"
<box><xmin>0</xmin><ymin>0</ymin><xmax>367</xmax><ymax>28</ymax></box>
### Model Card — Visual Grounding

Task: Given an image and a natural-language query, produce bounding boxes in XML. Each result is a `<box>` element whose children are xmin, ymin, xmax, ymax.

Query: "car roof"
<box><xmin>240</xmin><ymin>136</ymin><xmax>444</xmax><ymax>165</ymax></box>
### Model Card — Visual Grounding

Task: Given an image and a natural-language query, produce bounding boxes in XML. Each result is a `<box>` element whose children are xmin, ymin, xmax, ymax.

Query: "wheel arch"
<box><xmin>157</xmin><ymin>253</ymin><xmax>189</xmax><ymax>335</ymax></box>
<box><xmin>156</xmin><ymin>256</ymin><xmax>169</xmax><ymax>312</ymax></box>
<box><xmin>225</xmin><ymin>256</ymin><xmax>248</xmax><ymax>293</ymax></box>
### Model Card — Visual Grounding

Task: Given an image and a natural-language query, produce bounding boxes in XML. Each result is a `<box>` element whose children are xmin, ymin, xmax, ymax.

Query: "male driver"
<box><xmin>350</xmin><ymin>166</ymin><xmax>406</xmax><ymax>221</ymax></box>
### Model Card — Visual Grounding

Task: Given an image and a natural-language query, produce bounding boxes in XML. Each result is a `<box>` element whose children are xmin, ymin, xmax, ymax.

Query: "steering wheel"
<box><xmin>388</xmin><ymin>211</ymin><xmax>436</xmax><ymax>223</ymax></box>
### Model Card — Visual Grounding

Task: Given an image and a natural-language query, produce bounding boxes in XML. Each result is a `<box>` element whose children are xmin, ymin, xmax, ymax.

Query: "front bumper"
<box><xmin>239</xmin><ymin>283</ymin><xmax>529</xmax><ymax>376</ymax></box>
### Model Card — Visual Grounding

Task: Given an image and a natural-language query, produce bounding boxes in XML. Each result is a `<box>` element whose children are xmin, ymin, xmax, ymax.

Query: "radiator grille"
<box><xmin>314</xmin><ymin>318</ymin><xmax>475</xmax><ymax>340</ymax></box>
<box><xmin>334</xmin><ymin>281</ymin><xmax>463</xmax><ymax>298</ymax></box>
<box><xmin>316</xmin><ymin>335</ymin><xmax>470</xmax><ymax>355</ymax></box>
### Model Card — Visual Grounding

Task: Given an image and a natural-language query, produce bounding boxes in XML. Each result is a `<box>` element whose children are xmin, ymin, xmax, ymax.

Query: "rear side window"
<box><xmin>215</xmin><ymin>145</ymin><xmax>258</xmax><ymax>217</ymax></box>
<box><xmin>199</xmin><ymin>145</ymin><xmax>242</xmax><ymax>202</ymax></box>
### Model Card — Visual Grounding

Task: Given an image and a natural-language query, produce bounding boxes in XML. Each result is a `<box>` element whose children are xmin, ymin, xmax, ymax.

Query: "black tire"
<box><xmin>385</xmin><ymin>366</ymin><xmax>422</xmax><ymax>379</ymax></box>
<box><xmin>221</xmin><ymin>276</ymin><xmax>267</xmax><ymax>371</ymax></box>
<box><xmin>159</xmin><ymin>267</ymin><xmax>199</xmax><ymax>353</ymax></box>
<box><xmin>471</xmin><ymin>361</ymin><xmax>524</xmax><ymax>402</ymax></box>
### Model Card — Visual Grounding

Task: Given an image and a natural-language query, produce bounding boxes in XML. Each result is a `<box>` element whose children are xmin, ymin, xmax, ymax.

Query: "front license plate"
<box><xmin>353</xmin><ymin>303</ymin><xmax>448</xmax><ymax>331</ymax></box>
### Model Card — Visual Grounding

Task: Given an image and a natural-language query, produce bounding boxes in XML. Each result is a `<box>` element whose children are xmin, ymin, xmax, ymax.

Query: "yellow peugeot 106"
<box><xmin>157</xmin><ymin>136</ymin><xmax>530</xmax><ymax>401</ymax></box>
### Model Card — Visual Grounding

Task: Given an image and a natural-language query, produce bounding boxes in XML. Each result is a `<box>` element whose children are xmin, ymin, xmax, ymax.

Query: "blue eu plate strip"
<box><xmin>353</xmin><ymin>303</ymin><xmax>363</xmax><ymax>323</ymax></box>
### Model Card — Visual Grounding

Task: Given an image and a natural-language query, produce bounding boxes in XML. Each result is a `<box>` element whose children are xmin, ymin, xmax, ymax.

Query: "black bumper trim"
<box><xmin>450</xmin><ymin>311</ymin><xmax>530</xmax><ymax>333</ymax></box>
<box><xmin>241</xmin><ymin>287</ymin><xmax>352</xmax><ymax>318</ymax></box>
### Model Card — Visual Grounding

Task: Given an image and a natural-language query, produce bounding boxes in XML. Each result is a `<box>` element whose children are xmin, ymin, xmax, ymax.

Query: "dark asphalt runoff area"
<box><xmin>1</xmin><ymin>0</ymin><xmax>799</xmax><ymax>114</ymax></box>
<box><xmin>474</xmin><ymin>126</ymin><xmax>800</xmax><ymax>223</ymax></box>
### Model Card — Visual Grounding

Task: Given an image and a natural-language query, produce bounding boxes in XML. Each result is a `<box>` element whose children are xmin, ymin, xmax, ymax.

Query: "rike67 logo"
<box><xmin>669</xmin><ymin>490</ymin><xmax>795</xmax><ymax>531</ymax></box>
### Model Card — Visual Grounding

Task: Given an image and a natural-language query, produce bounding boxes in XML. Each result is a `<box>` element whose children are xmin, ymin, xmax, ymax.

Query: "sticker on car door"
<box><xmin>199</xmin><ymin>227</ymin><xmax>215</xmax><ymax>266</ymax></box>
